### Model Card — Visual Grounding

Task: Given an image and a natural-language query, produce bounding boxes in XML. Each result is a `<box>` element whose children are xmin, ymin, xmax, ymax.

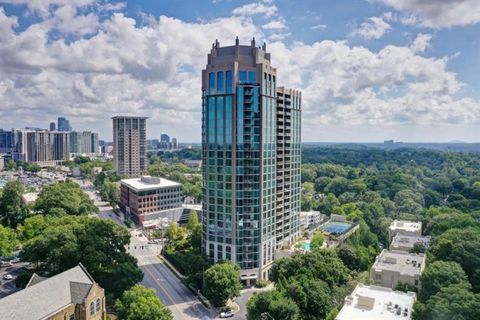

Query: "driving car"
<box><xmin>220</xmin><ymin>311</ymin><xmax>234</xmax><ymax>318</ymax></box>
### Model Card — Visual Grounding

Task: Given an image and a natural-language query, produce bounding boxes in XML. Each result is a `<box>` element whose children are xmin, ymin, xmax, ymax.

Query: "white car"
<box><xmin>220</xmin><ymin>311</ymin><xmax>234</xmax><ymax>318</ymax></box>
<box><xmin>3</xmin><ymin>274</ymin><xmax>13</xmax><ymax>280</ymax></box>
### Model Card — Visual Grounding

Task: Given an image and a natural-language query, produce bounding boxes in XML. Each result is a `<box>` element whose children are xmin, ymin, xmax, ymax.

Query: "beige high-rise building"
<box><xmin>112</xmin><ymin>116</ymin><xmax>147</xmax><ymax>177</ymax></box>
<box><xmin>276</xmin><ymin>87</ymin><xmax>302</xmax><ymax>249</ymax></box>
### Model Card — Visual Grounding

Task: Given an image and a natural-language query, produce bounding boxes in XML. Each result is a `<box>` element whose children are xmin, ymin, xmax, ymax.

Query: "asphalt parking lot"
<box><xmin>0</xmin><ymin>263</ymin><xmax>30</xmax><ymax>299</ymax></box>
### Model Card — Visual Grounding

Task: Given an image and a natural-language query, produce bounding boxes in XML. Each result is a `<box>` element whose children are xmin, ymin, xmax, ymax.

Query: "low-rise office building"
<box><xmin>370</xmin><ymin>249</ymin><xmax>426</xmax><ymax>291</ymax></box>
<box><xmin>336</xmin><ymin>283</ymin><xmax>416</xmax><ymax>320</ymax></box>
<box><xmin>120</xmin><ymin>175</ymin><xmax>182</xmax><ymax>225</ymax></box>
<box><xmin>388</xmin><ymin>220</ymin><xmax>422</xmax><ymax>241</ymax></box>
<box><xmin>0</xmin><ymin>264</ymin><xmax>106</xmax><ymax>320</ymax></box>
<box><xmin>390</xmin><ymin>234</ymin><xmax>431</xmax><ymax>252</ymax></box>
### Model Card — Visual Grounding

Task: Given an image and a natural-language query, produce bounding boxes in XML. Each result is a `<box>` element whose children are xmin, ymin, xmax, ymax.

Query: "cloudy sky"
<box><xmin>0</xmin><ymin>0</ymin><xmax>479</xmax><ymax>142</ymax></box>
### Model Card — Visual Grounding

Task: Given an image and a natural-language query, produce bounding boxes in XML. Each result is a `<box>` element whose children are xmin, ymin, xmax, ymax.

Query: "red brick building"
<box><xmin>120</xmin><ymin>176</ymin><xmax>182</xmax><ymax>225</ymax></box>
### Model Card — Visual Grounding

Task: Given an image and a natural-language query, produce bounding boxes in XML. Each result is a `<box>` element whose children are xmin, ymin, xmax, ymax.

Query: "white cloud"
<box><xmin>262</xmin><ymin>19</ymin><xmax>287</xmax><ymax>30</ymax></box>
<box><xmin>350</xmin><ymin>15</ymin><xmax>391</xmax><ymax>39</ymax></box>
<box><xmin>0</xmin><ymin>2</ymin><xmax>478</xmax><ymax>142</ymax></box>
<box><xmin>373</xmin><ymin>0</ymin><xmax>480</xmax><ymax>28</ymax></box>
<box><xmin>269</xmin><ymin>38</ymin><xmax>479</xmax><ymax>129</ymax></box>
<box><xmin>232</xmin><ymin>2</ymin><xmax>278</xmax><ymax>18</ymax></box>
<box><xmin>2</xmin><ymin>0</ymin><xmax>94</xmax><ymax>16</ymax></box>
<box><xmin>409</xmin><ymin>33</ymin><xmax>432</xmax><ymax>53</ymax></box>
<box><xmin>311</xmin><ymin>24</ymin><xmax>327</xmax><ymax>30</ymax></box>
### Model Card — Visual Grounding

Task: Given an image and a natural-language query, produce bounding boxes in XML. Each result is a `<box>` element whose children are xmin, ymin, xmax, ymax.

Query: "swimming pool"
<box><xmin>322</xmin><ymin>222</ymin><xmax>353</xmax><ymax>235</ymax></box>
<box><xmin>302</xmin><ymin>242</ymin><xmax>312</xmax><ymax>251</ymax></box>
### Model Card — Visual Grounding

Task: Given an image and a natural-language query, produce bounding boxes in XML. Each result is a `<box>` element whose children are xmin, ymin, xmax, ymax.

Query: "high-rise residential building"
<box><xmin>57</xmin><ymin>117</ymin><xmax>71</xmax><ymax>131</ymax></box>
<box><xmin>172</xmin><ymin>137</ymin><xmax>178</xmax><ymax>149</ymax></box>
<box><xmin>112</xmin><ymin>116</ymin><xmax>147</xmax><ymax>177</ymax></box>
<box><xmin>159</xmin><ymin>134</ymin><xmax>170</xmax><ymax>149</ymax></box>
<box><xmin>201</xmin><ymin>38</ymin><xmax>300</xmax><ymax>284</ymax></box>
<box><xmin>70</xmin><ymin>131</ymin><xmax>99</xmax><ymax>156</ymax></box>
<box><xmin>275</xmin><ymin>87</ymin><xmax>302</xmax><ymax>248</ymax></box>
<box><xmin>49</xmin><ymin>122</ymin><xmax>56</xmax><ymax>131</ymax></box>
<box><xmin>24</xmin><ymin>130</ymin><xmax>70</xmax><ymax>166</ymax></box>
<box><xmin>0</xmin><ymin>129</ymin><xmax>14</xmax><ymax>154</ymax></box>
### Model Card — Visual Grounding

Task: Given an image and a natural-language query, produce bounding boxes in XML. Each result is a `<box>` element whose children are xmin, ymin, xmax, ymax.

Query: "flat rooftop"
<box><xmin>389</xmin><ymin>220</ymin><xmax>422</xmax><ymax>233</ymax></box>
<box><xmin>390</xmin><ymin>234</ymin><xmax>431</xmax><ymax>250</ymax></box>
<box><xmin>372</xmin><ymin>250</ymin><xmax>425</xmax><ymax>276</ymax></box>
<box><xmin>336</xmin><ymin>284</ymin><xmax>416</xmax><ymax>320</ymax></box>
<box><xmin>121</xmin><ymin>176</ymin><xmax>180</xmax><ymax>191</ymax></box>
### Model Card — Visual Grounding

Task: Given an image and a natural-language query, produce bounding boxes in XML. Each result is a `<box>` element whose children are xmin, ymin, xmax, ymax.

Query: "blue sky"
<box><xmin>0</xmin><ymin>0</ymin><xmax>479</xmax><ymax>142</ymax></box>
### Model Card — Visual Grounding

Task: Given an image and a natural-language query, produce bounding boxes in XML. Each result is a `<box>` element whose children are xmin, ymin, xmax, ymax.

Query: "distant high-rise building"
<box><xmin>24</xmin><ymin>130</ymin><xmax>70</xmax><ymax>166</ymax></box>
<box><xmin>147</xmin><ymin>139</ymin><xmax>159</xmax><ymax>150</ymax></box>
<box><xmin>0</xmin><ymin>129</ymin><xmax>28</xmax><ymax>161</ymax></box>
<box><xmin>57</xmin><ymin>117</ymin><xmax>71</xmax><ymax>131</ymax></box>
<box><xmin>201</xmin><ymin>38</ymin><xmax>303</xmax><ymax>284</ymax></box>
<box><xmin>50</xmin><ymin>122</ymin><xmax>56</xmax><ymax>131</ymax></box>
<box><xmin>171</xmin><ymin>137</ymin><xmax>178</xmax><ymax>149</ymax></box>
<box><xmin>69</xmin><ymin>131</ymin><xmax>98</xmax><ymax>155</ymax></box>
<box><xmin>112</xmin><ymin>116</ymin><xmax>148</xmax><ymax>177</ymax></box>
<box><xmin>159</xmin><ymin>134</ymin><xmax>170</xmax><ymax>149</ymax></box>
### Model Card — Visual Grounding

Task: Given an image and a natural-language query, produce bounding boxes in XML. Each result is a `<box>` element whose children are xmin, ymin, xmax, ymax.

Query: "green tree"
<box><xmin>186</xmin><ymin>210</ymin><xmax>201</xmax><ymax>249</ymax></box>
<box><xmin>285</xmin><ymin>276</ymin><xmax>333</xmax><ymax>320</ymax></box>
<box><xmin>247</xmin><ymin>290</ymin><xmax>300</xmax><ymax>320</ymax></box>
<box><xmin>21</xmin><ymin>215</ymin><xmax>143</xmax><ymax>298</ymax></box>
<box><xmin>311</xmin><ymin>231</ymin><xmax>325</xmax><ymax>250</ymax></box>
<box><xmin>420</xmin><ymin>261</ymin><xmax>470</xmax><ymax>302</ymax></box>
<box><xmin>34</xmin><ymin>181</ymin><xmax>98</xmax><ymax>216</ymax></box>
<box><xmin>428</xmin><ymin>228</ymin><xmax>480</xmax><ymax>291</ymax></box>
<box><xmin>165</xmin><ymin>222</ymin><xmax>187</xmax><ymax>244</ymax></box>
<box><xmin>270</xmin><ymin>249</ymin><xmax>349</xmax><ymax>289</ymax></box>
<box><xmin>0</xmin><ymin>225</ymin><xmax>18</xmax><ymax>257</ymax></box>
<box><xmin>5</xmin><ymin>160</ymin><xmax>17</xmax><ymax>171</ymax></box>
<box><xmin>416</xmin><ymin>285</ymin><xmax>480</xmax><ymax>320</ymax></box>
<box><xmin>0</xmin><ymin>180</ymin><xmax>29</xmax><ymax>228</ymax></box>
<box><xmin>203</xmin><ymin>261</ymin><xmax>242</xmax><ymax>307</ymax></box>
<box><xmin>114</xmin><ymin>284</ymin><xmax>173</xmax><ymax>320</ymax></box>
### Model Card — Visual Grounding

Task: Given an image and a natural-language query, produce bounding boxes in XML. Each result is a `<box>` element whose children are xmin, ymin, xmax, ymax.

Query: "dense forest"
<box><xmin>247</xmin><ymin>146</ymin><xmax>480</xmax><ymax>320</ymax></box>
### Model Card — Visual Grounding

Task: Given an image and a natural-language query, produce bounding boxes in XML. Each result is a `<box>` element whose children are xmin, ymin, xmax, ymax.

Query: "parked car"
<box><xmin>3</xmin><ymin>274</ymin><xmax>13</xmax><ymax>280</ymax></box>
<box><xmin>0</xmin><ymin>261</ymin><xmax>12</xmax><ymax>268</ymax></box>
<box><xmin>220</xmin><ymin>311</ymin><xmax>234</xmax><ymax>318</ymax></box>
<box><xmin>10</xmin><ymin>258</ymin><xmax>20</xmax><ymax>264</ymax></box>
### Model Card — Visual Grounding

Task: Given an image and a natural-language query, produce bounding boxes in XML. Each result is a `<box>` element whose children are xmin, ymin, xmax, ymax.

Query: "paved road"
<box><xmin>130</xmin><ymin>231</ymin><xmax>213</xmax><ymax>320</ymax></box>
<box><xmin>76</xmin><ymin>178</ymin><xmax>215</xmax><ymax>319</ymax></box>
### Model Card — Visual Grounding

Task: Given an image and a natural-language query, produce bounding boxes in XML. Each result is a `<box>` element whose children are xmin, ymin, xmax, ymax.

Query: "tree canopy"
<box><xmin>203</xmin><ymin>261</ymin><xmax>242</xmax><ymax>307</ymax></box>
<box><xmin>114</xmin><ymin>284</ymin><xmax>173</xmax><ymax>320</ymax></box>
<box><xmin>0</xmin><ymin>180</ymin><xmax>29</xmax><ymax>228</ymax></box>
<box><xmin>34</xmin><ymin>181</ymin><xmax>98</xmax><ymax>216</ymax></box>
<box><xmin>0</xmin><ymin>225</ymin><xmax>18</xmax><ymax>257</ymax></box>
<box><xmin>247</xmin><ymin>290</ymin><xmax>300</xmax><ymax>320</ymax></box>
<box><xmin>420</xmin><ymin>261</ymin><xmax>470</xmax><ymax>302</ymax></box>
<box><xmin>20</xmin><ymin>215</ymin><xmax>143</xmax><ymax>298</ymax></box>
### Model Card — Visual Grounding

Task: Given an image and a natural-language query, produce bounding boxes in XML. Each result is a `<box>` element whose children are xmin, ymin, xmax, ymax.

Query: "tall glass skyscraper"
<box><xmin>201</xmin><ymin>38</ymin><xmax>301</xmax><ymax>284</ymax></box>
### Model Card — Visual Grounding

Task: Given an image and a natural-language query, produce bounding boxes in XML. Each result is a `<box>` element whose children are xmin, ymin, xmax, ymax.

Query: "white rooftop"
<box><xmin>372</xmin><ymin>250</ymin><xmax>425</xmax><ymax>276</ymax></box>
<box><xmin>389</xmin><ymin>220</ymin><xmax>422</xmax><ymax>233</ymax></box>
<box><xmin>121</xmin><ymin>175</ymin><xmax>180</xmax><ymax>191</ymax></box>
<box><xmin>22</xmin><ymin>192</ymin><xmax>38</xmax><ymax>204</ymax></box>
<box><xmin>336</xmin><ymin>284</ymin><xmax>416</xmax><ymax>320</ymax></box>
<box><xmin>390</xmin><ymin>234</ymin><xmax>431</xmax><ymax>251</ymax></box>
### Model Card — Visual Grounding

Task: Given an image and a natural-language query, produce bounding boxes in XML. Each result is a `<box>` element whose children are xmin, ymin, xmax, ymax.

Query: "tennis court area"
<box><xmin>322</xmin><ymin>221</ymin><xmax>354</xmax><ymax>235</ymax></box>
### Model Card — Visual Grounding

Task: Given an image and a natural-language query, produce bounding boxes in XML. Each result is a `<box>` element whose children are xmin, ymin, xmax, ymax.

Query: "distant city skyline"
<box><xmin>0</xmin><ymin>0</ymin><xmax>479</xmax><ymax>142</ymax></box>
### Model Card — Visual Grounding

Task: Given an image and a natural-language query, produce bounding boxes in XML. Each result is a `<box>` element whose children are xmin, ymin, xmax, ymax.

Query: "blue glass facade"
<box><xmin>202</xmin><ymin>40</ymin><xmax>300</xmax><ymax>282</ymax></box>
